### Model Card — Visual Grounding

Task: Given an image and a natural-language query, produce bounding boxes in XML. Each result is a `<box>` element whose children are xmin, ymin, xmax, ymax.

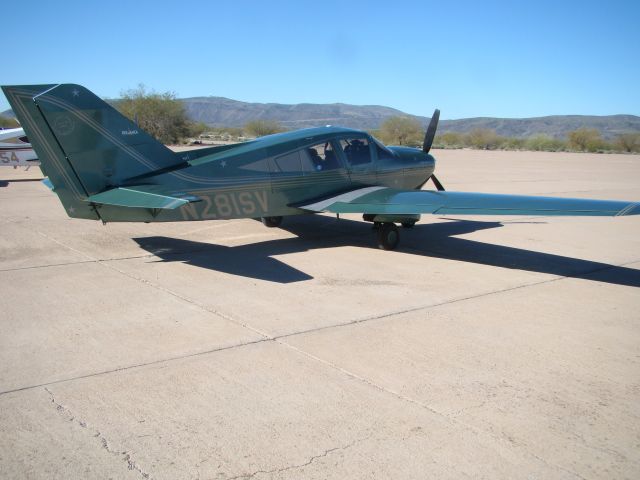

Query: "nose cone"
<box><xmin>424</xmin><ymin>152</ymin><xmax>436</xmax><ymax>169</ymax></box>
<box><xmin>388</xmin><ymin>147</ymin><xmax>436</xmax><ymax>189</ymax></box>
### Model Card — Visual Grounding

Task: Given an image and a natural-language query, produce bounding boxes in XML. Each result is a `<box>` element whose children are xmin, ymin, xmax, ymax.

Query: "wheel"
<box><xmin>261</xmin><ymin>216</ymin><xmax>282</xmax><ymax>228</ymax></box>
<box><xmin>377</xmin><ymin>223</ymin><xmax>399</xmax><ymax>250</ymax></box>
<box><xmin>401</xmin><ymin>221</ymin><xmax>415</xmax><ymax>229</ymax></box>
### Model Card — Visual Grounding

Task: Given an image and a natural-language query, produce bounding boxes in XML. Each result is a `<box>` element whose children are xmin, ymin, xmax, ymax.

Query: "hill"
<box><xmin>3</xmin><ymin>99</ymin><xmax>639</xmax><ymax>140</ymax></box>
<box><xmin>181</xmin><ymin>97</ymin><xmax>407</xmax><ymax>131</ymax></box>
<box><xmin>438</xmin><ymin>115</ymin><xmax>640</xmax><ymax>140</ymax></box>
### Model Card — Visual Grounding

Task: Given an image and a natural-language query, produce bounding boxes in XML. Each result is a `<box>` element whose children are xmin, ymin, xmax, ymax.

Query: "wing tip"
<box><xmin>616</xmin><ymin>203</ymin><xmax>640</xmax><ymax>216</ymax></box>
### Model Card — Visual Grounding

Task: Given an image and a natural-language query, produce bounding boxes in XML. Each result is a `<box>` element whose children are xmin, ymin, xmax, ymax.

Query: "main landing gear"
<box><xmin>261</xmin><ymin>216</ymin><xmax>283</xmax><ymax>228</ymax></box>
<box><xmin>364</xmin><ymin>214</ymin><xmax>420</xmax><ymax>251</ymax></box>
<box><xmin>376</xmin><ymin>222</ymin><xmax>399</xmax><ymax>250</ymax></box>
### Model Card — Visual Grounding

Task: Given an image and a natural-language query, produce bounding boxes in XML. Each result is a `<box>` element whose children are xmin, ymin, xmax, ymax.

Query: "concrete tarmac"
<box><xmin>1</xmin><ymin>149</ymin><xmax>639</xmax><ymax>479</ymax></box>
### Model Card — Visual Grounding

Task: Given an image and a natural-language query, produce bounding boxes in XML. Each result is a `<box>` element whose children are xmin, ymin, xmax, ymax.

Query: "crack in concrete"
<box><xmin>227</xmin><ymin>436</ymin><xmax>366</xmax><ymax>479</ymax></box>
<box><xmin>447</xmin><ymin>401</ymin><xmax>488</xmax><ymax>417</ymax></box>
<box><xmin>44</xmin><ymin>387</ymin><xmax>152</xmax><ymax>479</ymax></box>
<box><xmin>525</xmin><ymin>450</ymin><xmax>589</xmax><ymax>480</ymax></box>
<box><xmin>568</xmin><ymin>430</ymin><xmax>630</xmax><ymax>464</ymax></box>
<box><xmin>278</xmin><ymin>342</ymin><xmax>592</xmax><ymax>480</ymax></box>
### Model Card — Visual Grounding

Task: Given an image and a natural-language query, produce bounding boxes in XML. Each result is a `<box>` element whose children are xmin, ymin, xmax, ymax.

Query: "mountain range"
<box><xmin>3</xmin><ymin>97</ymin><xmax>639</xmax><ymax>140</ymax></box>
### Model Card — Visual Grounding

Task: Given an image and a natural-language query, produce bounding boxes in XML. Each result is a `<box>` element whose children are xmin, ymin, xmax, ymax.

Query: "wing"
<box><xmin>299</xmin><ymin>187</ymin><xmax>640</xmax><ymax>217</ymax></box>
<box><xmin>85</xmin><ymin>185</ymin><xmax>200</xmax><ymax>210</ymax></box>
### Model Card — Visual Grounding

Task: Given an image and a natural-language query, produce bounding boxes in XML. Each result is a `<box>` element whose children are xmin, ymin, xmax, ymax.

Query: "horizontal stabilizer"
<box><xmin>86</xmin><ymin>186</ymin><xmax>200</xmax><ymax>210</ymax></box>
<box><xmin>299</xmin><ymin>187</ymin><xmax>640</xmax><ymax>217</ymax></box>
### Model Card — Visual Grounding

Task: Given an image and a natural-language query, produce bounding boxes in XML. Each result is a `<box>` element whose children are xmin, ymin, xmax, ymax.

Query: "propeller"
<box><xmin>422</xmin><ymin>108</ymin><xmax>440</xmax><ymax>154</ymax></box>
<box><xmin>430</xmin><ymin>174</ymin><xmax>445</xmax><ymax>191</ymax></box>
<box><xmin>421</xmin><ymin>109</ymin><xmax>445</xmax><ymax>191</ymax></box>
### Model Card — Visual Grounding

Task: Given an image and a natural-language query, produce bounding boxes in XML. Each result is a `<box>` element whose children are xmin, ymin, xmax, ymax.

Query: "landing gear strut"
<box><xmin>261</xmin><ymin>216</ymin><xmax>282</xmax><ymax>228</ymax></box>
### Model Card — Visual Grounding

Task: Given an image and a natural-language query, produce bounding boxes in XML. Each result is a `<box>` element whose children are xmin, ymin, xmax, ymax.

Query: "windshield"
<box><xmin>371</xmin><ymin>136</ymin><xmax>394</xmax><ymax>154</ymax></box>
<box><xmin>371</xmin><ymin>136</ymin><xmax>396</xmax><ymax>161</ymax></box>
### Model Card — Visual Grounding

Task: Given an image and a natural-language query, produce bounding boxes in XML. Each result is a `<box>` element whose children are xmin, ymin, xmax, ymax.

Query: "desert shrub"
<box><xmin>244</xmin><ymin>120</ymin><xmax>283</xmax><ymax>137</ymax></box>
<box><xmin>567</xmin><ymin>128</ymin><xmax>605</xmax><ymax>152</ymax></box>
<box><xmin>435</xmin><ymin>132</ymin><xmax>465</xmax><ymax>149</ymax></box>
<box><xmin>499</xmin><ymin>137</ymin><xmax>526</xmax><ymax>150</ymax></box>
<box><xmin>525</xmin><ymin>135</ymin><xmax>566</xmax><ymax>151</ymax></box>
<box><xmin>0</xmin><ymin>116</ymin><xmax>19</xmax><ymax>128</ymax></box>
<box><xmin>614</xmin><ymin>133</ymin><xmax>640</xmax><ymax>153</ymax></box>
<box><xmin>465</xmin><ymin>128</ymin><xmax>503</xmax><ymax>150</ymax></box>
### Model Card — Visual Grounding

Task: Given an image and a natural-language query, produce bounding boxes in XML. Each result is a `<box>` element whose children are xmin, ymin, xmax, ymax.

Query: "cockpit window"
<box><xmin>302</xmin><ymin>142</ymin><xmax>342</xmax><ymax>173</ymax></box>
<box><xmin>18</xmin><ymin>136</ymin><xmax>29</xmax><ymax>144</ymax></box>
<box><xmin>338</xmin><ymin>138</ymin><xmax>372</xmax><ymax>166</ymax></box>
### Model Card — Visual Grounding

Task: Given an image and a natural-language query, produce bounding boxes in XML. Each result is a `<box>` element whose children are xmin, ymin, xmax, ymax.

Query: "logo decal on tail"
<box><xmin>54</xmin><ymin>116</ymin><xmax>75</xmax><ymax>136</ymax></box>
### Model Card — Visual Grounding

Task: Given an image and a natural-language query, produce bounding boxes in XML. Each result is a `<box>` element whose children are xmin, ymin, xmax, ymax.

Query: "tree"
<box><xmin>378</xmin><ymin>116</ymin><xmax>424</xmax><ymax>146</ymax></box>
<box><xmin>0</xmin><ymin>116</ymin><xmax>19</xmax><ymax>128</ymax></box>
<box><xmin>244</xmin><ymin>120</ymin><xmax>283</xmax><ymax>137</ymax></box>
<box><xmin>117</xmin><ymin>84</ymin><xmax>191</xmax><ymax>144</ymax></box>
<box><xmin>567</xmin><ymin>128</ymin><xmax>604</xmax><ymax>152</ymax></box>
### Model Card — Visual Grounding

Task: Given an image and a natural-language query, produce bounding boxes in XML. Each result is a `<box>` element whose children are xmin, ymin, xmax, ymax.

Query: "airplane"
<box><xmin>2</xmin><ymin>83</ymin><xmax>638</xmax><ymax>250</ymax></box>
<box><xmin>0</xmin><ymin>127</ymin><xmax>40</xmax><ymax>169</ymax></box>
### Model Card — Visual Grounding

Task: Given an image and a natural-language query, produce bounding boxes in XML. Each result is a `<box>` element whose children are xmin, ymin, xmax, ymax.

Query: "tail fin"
<box><xmin>1</xmin><ymin>84</ymin><xmax>183</xmax><ymax>219</ymax></box>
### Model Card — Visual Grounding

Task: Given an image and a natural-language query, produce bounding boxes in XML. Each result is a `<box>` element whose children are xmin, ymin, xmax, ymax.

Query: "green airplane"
<box><xmin>2</xmin><ymin>83</ymin><xmax>639</xmax><ymax>250</ymax></box>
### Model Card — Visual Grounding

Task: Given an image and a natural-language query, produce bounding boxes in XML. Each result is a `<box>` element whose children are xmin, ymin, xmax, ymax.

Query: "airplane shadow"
<box><xmin>0</xmin><ymin>178</ymin><xmax>43</xmax><ymax>187</ymax></box>
<box><xmin>133</xmin><ymin>215</ymin><xmax>640</xmax><ymax>287</ymax></box>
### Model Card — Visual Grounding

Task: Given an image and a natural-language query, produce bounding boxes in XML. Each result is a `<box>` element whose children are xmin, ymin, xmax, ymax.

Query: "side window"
<box><xmin>272</xmin><ymin>150</ymin><xmax>302</xmax><ymax>173</ymax></box>
<box><xmin>302</xmin><ymin>142</ymin><xmax>342</xmax><ymax>173</ymax></box>
<box><xmin>338</xmin><ymin>138</ymin><xmax>372</xmax><ymax>166</ymax></box>
<box><xmin>239</xmin><ymin>159</ymin><xmax>271</xmax><ymax>173</ymax></box>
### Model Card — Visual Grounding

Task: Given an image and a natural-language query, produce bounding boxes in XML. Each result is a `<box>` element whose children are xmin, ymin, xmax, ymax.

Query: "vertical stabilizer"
<box><xmin>2</xmin><ymin>84</ymin><xmax>98</xmax><ymax>219</ymax></box>
<box><xmin>2</xmin><ymin>83</ymin><xmax>185</xmax><ymax>219</ymax></box>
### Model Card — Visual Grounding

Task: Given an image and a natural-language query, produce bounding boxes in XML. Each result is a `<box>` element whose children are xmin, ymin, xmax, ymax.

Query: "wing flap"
<box><xmin>300</xmin><ymin>188</ymin><xmax>640</xmax><ymax>217</ymax></box>
<box><xmin>86</xmin><ymin>186</ymin><xmax>200</xmax><ymax>210</ymax></box>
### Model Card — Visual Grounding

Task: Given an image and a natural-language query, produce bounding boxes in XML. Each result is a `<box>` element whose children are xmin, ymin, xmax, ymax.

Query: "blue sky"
<box><xmin>2</xmin><ymin>0</ymin><xmax>639</xmax><ymax>119</ymax></box>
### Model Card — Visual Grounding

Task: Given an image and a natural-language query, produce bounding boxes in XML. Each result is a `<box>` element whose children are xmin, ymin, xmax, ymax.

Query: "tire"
<box><xmin>261</xmin><ymin>216</ymin><xmax>283</xmax><ymax>228</ymax></box>
<box><xmin>377</xmin><ymin>223</ymin><xmax>399</xmax><ymax>250</ymax></box>
<box><xmin>401</xmin><ymin>221</ymin><xmax>415</xmax><ymax>229</ymax></box>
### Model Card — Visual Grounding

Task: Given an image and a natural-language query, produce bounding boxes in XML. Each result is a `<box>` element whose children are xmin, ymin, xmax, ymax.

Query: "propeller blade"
<box><xmin>431</xmin><ymin>174</ymin><xmax>445</xmax><ymax>191</ymax></box>
<box><xmin>422</xmin><ymin>108</ymin><xmax>440</xmax><ymax>154</ymax></box>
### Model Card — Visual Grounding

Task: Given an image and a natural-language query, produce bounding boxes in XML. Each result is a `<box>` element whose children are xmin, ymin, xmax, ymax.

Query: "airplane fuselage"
<box><xmin>94</xmin><ymin>127</ymin><xmax>435</xmax><ymax>223</ymax></box>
